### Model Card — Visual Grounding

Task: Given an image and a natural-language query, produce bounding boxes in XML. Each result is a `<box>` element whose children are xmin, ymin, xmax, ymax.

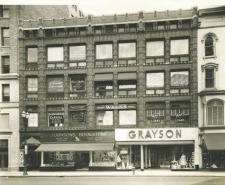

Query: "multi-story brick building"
<box><xmin>18</xmin><ymin>8</ymin><xmax>199</xmax><ymax>171</ymax></box>
<box><xmin>0</xmin><ymin>5</ymin><xmax>83</xmax><ymax>172</ymax></box>
<box><xmin>198</xmin><ymin>6</ymin><xmax>225</xmax><ymax>170</ymax></box>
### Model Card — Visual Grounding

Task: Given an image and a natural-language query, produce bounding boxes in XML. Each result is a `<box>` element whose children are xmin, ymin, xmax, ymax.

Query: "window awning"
<box><xmin>35</xmin><ymin>143</ymin><xmax>114</xmax><ymax>152</ymax></box>
<box><xmin>94</xmin><ymin>74</ymin><xmax>113</xmax><ymax>81</ymax></box>
<box><xmin>22</xmin><ymin>137</ymin><xmax>41</xmax><ymax>146</ymax></box>
<box><xmin>204</xmin><ymin>133</ymin><xmax>225</xmax><ymax>150</ymax></box>
<box><xmin>118</xmin><ymin>73</ymin><xmax>137</xmax><ymax>80</ymax></box>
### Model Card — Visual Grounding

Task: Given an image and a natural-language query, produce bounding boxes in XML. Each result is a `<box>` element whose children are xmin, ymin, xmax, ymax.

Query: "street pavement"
<box><xmin>0</xmin><ymin>169</ymin><xmax>225</xmax><ymax>177</ymax></box>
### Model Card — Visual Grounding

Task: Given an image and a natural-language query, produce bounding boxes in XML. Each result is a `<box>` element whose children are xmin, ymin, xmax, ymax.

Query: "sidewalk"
<box><xmin>1</xmin><ymin>169</ymin><xmax>225</xmax><ymax>177</ymax></box>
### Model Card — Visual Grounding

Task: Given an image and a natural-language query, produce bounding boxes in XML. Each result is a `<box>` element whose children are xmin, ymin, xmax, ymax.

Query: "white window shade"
<box><xmin>28</xmin><ymin>78</ymin><xmax>38</xmax><ymax>91</ymax></box>
<box><xmin>146</xmin><ymin>41</ymin><xmax>164</xmax><ymax>56</ymax></box>
<box><xmin>119</xmin><ymin>110</ymin><xmax>136</xmax><ymax>125</ymax></box>
<box><xmin>47</xmin><ymin>47</ymin><xmax>64</xmax><ymax>61</ymax></box>
<box><xmin>119</xmin><ymin>43</ymin><xmax>136</xmax><ymax>58</ymax></box>
<box><xmin>96</xmin><ymin>44</ymin><xmax>112</xmax><ymax>59</ymax></box>
<box><xmin>170</xmin><ymin>39</ymin><xmax>189</xmax><ymax>55</ymax></box>
<box><xmin>96</xmin><ymin>111</ymin><xmax>113</xmax><ymax>125</ymax></box>
<box><xmin>28</xmin><ymin>48</ymin><xmax>38</xmax><ymax>63</ymax></box>
<box><xmin>69</xmin><ymin>46</ymin><xmax>86</xmax><ymax>60</ymax></box>
<box><xmin>28</xmin><ymin>113</ymin><xmax>38</xmax><ymax>127</ymax></box>
<box><xmin>0</xmin><ymin>114</ymin><xmax>9</xmax><ymax>129</ymax></box>
<box><xmin>146</xmin><ymin>73</ymin><xmax>164</xmax><ymax>88</ymax></box>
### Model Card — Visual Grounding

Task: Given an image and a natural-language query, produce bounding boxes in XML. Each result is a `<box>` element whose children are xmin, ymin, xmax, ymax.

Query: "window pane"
<box><xmin>146</xmin><ymin>73</ymin><xmax>164</xmax><ymax>87</ymax></box>
<box><xmin>3</xmin><ymin>28</ymin><xmax>9</xmax><ymax>37</ymax></box>
<box><xmin>69</xmin><ymin>46</ymin><xmax>86</xmax><ymax>60</ymax></box>
<box><xmin>96</xmin><ymin>111</ymin><xmax>113</xmax><ymax>125</ymax></box>
<box><xmin>96</xmin><ymin>44</ymin><xmax>112</xmax><ymax>59</ymax></box>
<box><xmin>48</xmin><ymin>113</ymin><xmax>64</xmax><ymax>127</ymax></box>
<box><xmin>28</xmin><ymin>48</ymin><xmax>38</xmax><ymax>63</ymax></box>
<box><xmin>47</xmin><ymin>47</ymin><xmax>63</xmax><ymax>61</ymax></box>
<box><xmin>0</xmin><ymin>114</ymin><xmax>9</xmax><ymax>129</ymax></box>
<box><xmin>171</xmin><ymin>39</ymin><xmax>189</xmax><ymax>55</ymax></box>
<box><xmin>28</xmin><ymin>78</ymin><xmax>38</xmax><ymax>91</ymax></box>
<box><xmin>146</xmin><ymin>41</ymin><xmax>164</xmax><ymax>56</ymax></box>
<box><xmin>70</xmin><ymin>75</ymin><xmax>85</xmax><ymax>91</ymax></box>
<box><xmin>171</xmin><ymin>71</ymin><xmax>189</xmax><ymax>86</ymax></box>
<box><xmin>28</xmin><ymin>113</ymin><xmax>38</xmax><ymax>127</ymax></box>
<box><xmin>119</xmin><ymin>110</ymin><xmax>136</xmax><ymax>125</ymax></box>
<box><xmin>2</xmin><ymin>56</ymin><xmax>9</xmax><ymax>73</ymax></box>
<box><xmin>119</xmin><ymin>43</ymin><xmax>136</xmax><ymax>58</ymax></box>
<box><xmin>47</xmin><ymin>77</ymin><xmax>64</xmax><ymax>92</ymax></box>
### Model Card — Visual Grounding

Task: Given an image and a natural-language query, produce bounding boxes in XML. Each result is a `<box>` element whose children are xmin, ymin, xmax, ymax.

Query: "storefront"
<box><xmin>115</xmin><ymin>128</ymin><xmax>200</xmax><ymax>171</ymax></box>
<box><xmin>0</xmin><ymin>140</ymin><xmax>8</xmax><ymax>171</ymax></box>
<box><xmin>35</xmin><ymin>130</ymin><xmax>116</xmax><ymax>171</ymax></box>
<box><xmin>201</xmin><ymin>132</ymin><xmax>225</xmax><ymax>170</ymax></box>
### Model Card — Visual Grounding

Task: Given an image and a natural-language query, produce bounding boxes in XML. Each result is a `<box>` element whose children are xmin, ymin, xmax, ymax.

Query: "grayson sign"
<box><xmin>115</xmin><ymin>128</ymin><xmax>198</xmax><ymax>141</ymax></box>
<box><xmin>42</xmin><ymin>131</ymin><xmax>114</xmax><ymax>143</ymax></box>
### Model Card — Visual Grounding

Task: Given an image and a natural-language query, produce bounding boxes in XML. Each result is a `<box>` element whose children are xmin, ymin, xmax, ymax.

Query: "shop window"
<box><xmin>93</xmin><ymin>151</ymin><xmax>116</xmax><ymax>167</ymax></box>
<box><xmin>119</xmin><ymin>103</ymin><xmax>136</xmax><ymax>125</ymax></box>
<box><xmin>1</xmin><ymin>27</ymin><xmax>9</xmax><ymax>46</ymax></box>
<box><xmin>205</xmin><ymin>68</ymin><xmax>215</xmax><ymax>88</ymax></box>
<box><xmin>47</xmin><ymin>106</ymin><xmax>64</xmax><ymax>127</ymax></box>
<box><xmin>0</xmin><ymin>113</ymin><xmax>9</xmax><ymax>129</ymax></box>
<box><xmin>146</xmin><ymin>40</ymin><xmax>164</xmax><ymax>64</ymax></box>
<box><xmin>205</xmin><ymin>36</ymin><xmax>215</xmax><ymax>57</ymax></box>
<box><xmin>69</xmin><ymin>74</ymin><xmax>86</xmax><ymax>98</ymax></box>
<box><xmin>1</xmin><ymin>56</ymin><xmax>9</xmax><ymax>74</ymax></box>
<box><xmin>2</xmin><ymin>84</ymin><xmax>9</xmax><ymax>102</ymax></box>
<box><xmin>170</xmin><ymin>102</ymin><xmax>190</xmax><ymax>124</ymax></box>
<box><xmin>95</xmin><ymin>104</ymin><xmax>113</xmax><ymax>126</ymax></box>
<box><xmin>27</xmin><ymin>106</ymin><xmax>38</xmax><ymax>127</ymax></box>
<box><xmin>207</xmin><ymin>100</ymin><xmax>224</xmax><ymax>126</ymax></box>
<box><xmin>69</xmin><ymin>105</ymin><xmax>86</xmax><ymax>126</ymax></box>
<box><xmin>27</xmin><ymin>77</ymin><xmax>38</xmax><ymax>98</ymax></box>
<box><xmin>170</xmin><ymin>71</ymin><xmax>189</xmax><ymax>95</ymax></box>
<box><xmin>146</xmin><ymin>102</ymin><xmax>165</xmax><ymax>124</ymax></box>
<box><xmin>47</xmin><ymin>76</ymin><xmax>64</xmax><ymax>98</ymax></box>
<box><xmin>118</xmin><ymin>80</ymin><xmax>136</xmax><ymax>96</ymax></box>
<box><xmin>0</xmin><ymin>6</ymin><xmax>9</xmax><ymax>18</ymax></box>
<box><xmin>69</xmin><ymin>45</ymin><xmax>86</xmax><ymax>67</ymax></box>
<box><xmin>116</xmin><ymin>146</ymin><xmax>132</xmax><ymax>170</ymax></box>
<box><xmin>170</xmin><ymin>39</ymin><xmax>189</xmax><ymax>63</ymax></box>
<box><xmin>27</xmin><ymin>47</ymin><xmax>38</xmax><ymax>63</ymax></box>
<box><xmin>95</xmin><ymin>81</ymin><xmax>113</xmax><ymax>97</ymax></box>
<box><xmin>146</xmin><ymin>72</ymin><xmax>165</xmax><ymax>95</ymax></box>
<box><xmin>47</xmin><ymin>46</ymin><xmax>64</xmax><ymax>68</ymax></box>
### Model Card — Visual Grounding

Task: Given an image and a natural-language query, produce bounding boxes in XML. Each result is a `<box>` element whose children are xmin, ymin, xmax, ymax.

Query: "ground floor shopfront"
<box><xmin>21</xmin><ymin>128</ymin><xmax>200</xmax><ymax>171</ymax></box>
<box><xmin>115</xmin><ymin>128</ymin><xmax>200</xmax><ymax>171</ymax></box>
<box><xmin>201</xmin><ymin>130</ymin><xmax>225</xmax><ymax>170</ymax></box>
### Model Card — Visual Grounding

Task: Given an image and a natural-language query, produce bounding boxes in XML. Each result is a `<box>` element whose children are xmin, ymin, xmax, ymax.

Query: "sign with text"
<box><xmin>42</xmin><ymin>130</ymin><xmax>114</xmax><ymax>143</ymax></box>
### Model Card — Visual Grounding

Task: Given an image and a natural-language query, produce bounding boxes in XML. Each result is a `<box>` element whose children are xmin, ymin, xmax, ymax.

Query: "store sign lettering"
<box><xmin>175</xmin><ymin>113</ymin><xmax>185</xmax><ymax>122</ymax></box>
<box><xmin>128</xmin><ymin>129</ymin><xmax>181</xmax><ymax>139</ymax></box>
<box><xmin>105</xmin><ymin>105</ymin><xmax>127</xmax><ymax>109</ymax></box>
<box><xmin>150</xmin><ymin>114</ymin><xmax>161</xmax><ymax>123</ymax></box>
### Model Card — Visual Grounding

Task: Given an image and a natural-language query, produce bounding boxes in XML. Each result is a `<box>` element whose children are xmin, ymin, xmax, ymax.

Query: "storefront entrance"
<box><xmin>0</xmin><ymin>140</ymin><xmax>8</xmax><ymax>171</ymax></box>
<box><xmin>150</xmin><ymin>146</ymin><xmax>171</xmax><ymax>168</ymax></box>
<box><xmin>75</xmin><ymin>152</ymin><xmax>89</xmax><ymax>169</ymax></box>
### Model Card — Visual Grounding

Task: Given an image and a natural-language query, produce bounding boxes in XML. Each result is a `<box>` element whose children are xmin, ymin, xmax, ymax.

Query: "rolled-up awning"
<box><xmin>118</xmin><ymin>72</ymin><xmax>137</xmax><ymax>80</ymax></box>
<box><xmin>35</xmin><ymin>143</ymin><xmax>114</xmax><ymax>152</ymax></box>
<box><xmin>204</xmin><ymin>133</ymin><xmax>225</xmax><ymax>150</ymax></box>
<box><xmin>94</xmin><ymin>74</ymin><xmax>113</xmax><ymax>81</ymax></box>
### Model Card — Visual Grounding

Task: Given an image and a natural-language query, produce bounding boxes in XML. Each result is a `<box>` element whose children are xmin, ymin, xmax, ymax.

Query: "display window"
<box><xmin>170</xmin><ymin>101</ymin><xmax>190</xmax><ymax>124</ymax></box>
<box><xmin>92</xmin><ymin>151</ymin><xmax>116</xmax><ymax>167</ymax></box>
<box><xmin>146</xmin><ymin>102</ymin><xmax>165</xmax><ymax>124</ymax></box>
<box><xmin>116</xmin><ymin>146</ymin><xmax>132</xmax><ymax>170</ymax></box>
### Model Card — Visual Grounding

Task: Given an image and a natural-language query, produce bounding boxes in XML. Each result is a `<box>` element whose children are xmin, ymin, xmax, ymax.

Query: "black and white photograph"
<box><xmin>0</xmin><ymin>0</ymin><xmax>225</xmax><ymax>184</ymax></box>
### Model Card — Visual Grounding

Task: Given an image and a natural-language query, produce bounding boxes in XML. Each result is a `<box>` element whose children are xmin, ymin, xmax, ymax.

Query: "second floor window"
<box><xmin>119</xmin><ymin>103</ymin><xmax>136</xmax><ymax>125</ymax></box>
<box><xmin>207</xmin><ymin>100</ymin><xmax>224</xmax><ymax>126</ymax></box>
<box><xmin>47</xmin><ymin>106</ymin><xmax>64</xmax><ymax>127</ymax></box>
<box><xmin>69</xmin><ymin>105</ymin><xmax>86</xmax><ymax>126</ymax></box>
<box><xmin>1</xmin><ymin>28</ymin><xmax>9</xmax><ymax>46</ymax></box>
<box><xmin>27</xmin><ymin>106</ymin><xmax>38</xmax><ymax>127</ymax></box>
<box><xmin>1</xmin><ymin>56</ymin><xmax>9</xmax><ymax>74</ymax></box>
<box><xmin>2</xmin><ymin>84</ymin><xmax>9</xmax><ymax>102</ymax></box>
<box><xmin>95</xmin><ymin>104</ymin><xmax>113</xmax><ymax>126</ymax></box>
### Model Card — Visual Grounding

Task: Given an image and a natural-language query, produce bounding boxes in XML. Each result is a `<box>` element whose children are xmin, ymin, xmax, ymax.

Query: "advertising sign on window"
<box><xmin>48</xmin><ymin>114</ymin><xmax>64</xmax><ymax>126</ymax></box>
<box><xmin>47</xmin><ymin>77</ymin><xmax>64</xmax><ymax>92</ymax></box>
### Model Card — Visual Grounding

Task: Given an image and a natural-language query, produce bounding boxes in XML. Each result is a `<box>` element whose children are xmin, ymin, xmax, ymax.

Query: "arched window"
<box><xmin>207</xmin><ymin>100</ymin><xmax>224</xmax><ymax>125</ymax></box>
<box><xmin>205</xmin><ymin>36</ymin><xmax>215</xmax><ymax>57</ymax></box>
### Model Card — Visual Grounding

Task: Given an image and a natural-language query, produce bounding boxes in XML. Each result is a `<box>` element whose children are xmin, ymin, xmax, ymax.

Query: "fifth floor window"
<box><xmin>27</xmin><ymin>47</ymin><xmax>38</xmax><ymax>63</ymax></box>
<box><xmin>170</xmin><ymin>39</ymin><xmax>189</xmax><ymax>55</ymax></box>
<box><xmin>69</xmin><ymin>45</ymin><xmax>86</xmax><ymax>60</ymax></box>
<box><xmin>119</xmin><ymin>42</ymin><xmax>136</xmax><ymax>58</ymax></box>
<box><xmin>205</xmin><ymin>36</ymin><xmax>215</xmax><ymax>57</ymax></box>
<box><xmin>96</xmin><ymin>44</ymin><xmax>112</xmax><ymax>59</ymax></box>
<box><xmin>47</xmin><ymin>46</ymin><xmax>64</xmax><ymax>62</ymax></box>
<box><xmin>146</xmin><ymin>41</ymin><xmax>164</xmax><ymax>57</ymax></box>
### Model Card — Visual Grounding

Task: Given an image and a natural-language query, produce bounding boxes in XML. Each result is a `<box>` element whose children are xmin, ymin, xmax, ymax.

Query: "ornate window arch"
<box><xmin>201</xmin><ymin>33</ymin><xmax>218</xmax><ymax>58</ymax></box>
<box><xmin>207</xmin><ymin>99</ymin><xmax>224</xmax><ymax>126</ymax></box>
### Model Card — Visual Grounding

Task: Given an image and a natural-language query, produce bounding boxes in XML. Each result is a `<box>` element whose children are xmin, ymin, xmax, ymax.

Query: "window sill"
<box><xmin>203</xmin><ymin>56</ymin><xmax>217</xmax><ymax>60</ymax></box>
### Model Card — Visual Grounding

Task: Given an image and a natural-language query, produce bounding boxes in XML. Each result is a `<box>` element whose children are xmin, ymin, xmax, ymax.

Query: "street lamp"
<box><xmin>22</xmin><ymin>111</ymin><xmax>29</xmax><ymax>175</ymax></box>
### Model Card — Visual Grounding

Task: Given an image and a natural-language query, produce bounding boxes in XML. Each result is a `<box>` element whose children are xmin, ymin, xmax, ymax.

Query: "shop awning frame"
<box><xmin>203</xmin><ymin>133</ymin><xmax>225</xmax><ymax>150</ymax></box>
<box><xmin>117</xmin><ymin>141</ymin><xmax>194</xmax><ymax>145</ymax></box>
<box><xmin>35</xmin><ymin>143</ymin><xmax>114</xmax><ymax>152</ymax></box>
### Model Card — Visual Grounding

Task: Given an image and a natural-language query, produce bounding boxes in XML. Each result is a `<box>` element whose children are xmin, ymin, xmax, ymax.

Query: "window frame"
<box><xmin>69</xmin><ymin>105</ymin><xmax>87</xmax><ymax>126</ymax></box>
<box><xmin>146</xmin><ymin>72</ymin><xmax>165</xmax><ymax>95</ymax></box>
<box><xmin>1</xmin><ymin>56</ymin><xmax>9</xmax><ymax>74</ymax></box>
<box><xmin>95</xmin><ymin>104</ymin><xmax>113</xmax><ymax>126</ymax></box>
<box><xmin>205</xmin><ymin>68</ymin><xmax>215</xmax><ymax>89</ymax></box>
<box><xmin>47</xmin><ymin>106</ymin><xmax>64</xmax><ymax>127</ymax></box>
<box><xmin>170</xmin><ymin>38</ymin><xmax>189</xmax><ymax>56</ymax></box>
<box><xmin>27</xmin><ymin>47</ymin><xmax>38</xmax><ymax>63</ymax></box>
<box><xmin>1</xmin><ymin>27</ymin><xmax>9</xmax><ymax>46</ymax></box>
<box><xmin>118</xmin><ymin>42</ymin><xmax>136</xmax><ymax>58</ymax></box>
<box><xmin>96</xmin><ymin>43</ymin><xmax>113</xmax><ymax>60</ymax></box>
<box><xmin>2</xmin><ymin>84</ymin><xmax>9</xmax><ymax>102</ymax></box>
<box><xmin>47</xmin><ymin>46</ymin><xmax>64</xmax><ymax>68</ymax></box>
<box><xmin>118</xmin><ymin>103</ymin><xmax>137</xmax><ymax>126</ymax></box>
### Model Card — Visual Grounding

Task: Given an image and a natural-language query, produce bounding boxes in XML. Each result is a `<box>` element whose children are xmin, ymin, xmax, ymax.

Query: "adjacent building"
<box><xmin>198</xmin><ymin>6</ymin><xmax>225</xmax><ymax>170</ymax></box>
<box><xmin>0</xmin><ymin>5</ymin><xmax>84</xmax><ymax>171</ymax></box>
<box><xmin>18</xmin><ymin>8</ymin><xmax>200</xmax><ymax>171</ymax></box>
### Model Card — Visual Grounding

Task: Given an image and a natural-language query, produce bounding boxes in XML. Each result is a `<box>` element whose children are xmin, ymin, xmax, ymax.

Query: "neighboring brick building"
<box><xmin>18</xmin><ymin>7</ymin><xmax>200</xmax><ymax>172</ymax></box>
<box><xmin>198</xmin><ymin>6</ymin><xmax>225</xmax><ymax>170</ymax></box>
<box><xmin>0</xmin><ymin>5</ymin><xmax>83</xmax><ymax>172</ymax></box>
